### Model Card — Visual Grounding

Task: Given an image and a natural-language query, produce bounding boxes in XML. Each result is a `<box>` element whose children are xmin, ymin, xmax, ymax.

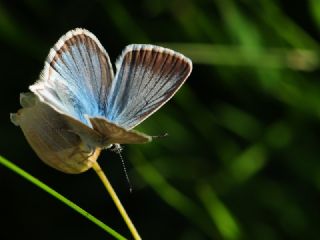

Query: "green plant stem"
<box><xmin>92</xmin><ymin>161</ymin><xmax>141</xmax><ymax>240</ymax></box>
<box><xmin>0</xmin><ymin>155</ymin><xmax>126</xmax><ymax>240</ymax></box>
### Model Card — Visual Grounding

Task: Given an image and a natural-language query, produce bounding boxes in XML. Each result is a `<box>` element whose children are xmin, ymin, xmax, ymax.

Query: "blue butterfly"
<box><xmin>11</xmin><ymin>28</ymin><xmax>192</xmax><ymax>173</ymax></box>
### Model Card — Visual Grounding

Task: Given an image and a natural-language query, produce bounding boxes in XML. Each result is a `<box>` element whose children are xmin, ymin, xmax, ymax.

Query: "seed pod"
<box><xmin>10</xmin><ymin>92</ymin><xmax>101</xmax><ymax>174</ymax></box>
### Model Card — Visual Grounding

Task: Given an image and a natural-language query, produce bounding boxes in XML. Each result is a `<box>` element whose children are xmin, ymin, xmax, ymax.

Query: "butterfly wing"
<box><xmin>89</xmin><ymin>117</ymin><xmax>152</xmax><ymax>145</ymax></box>
<box><xmin>105</xmin><ymin>45</ymin><xmax>192</xmax><ymax>129</ymax></box>
<box><xmin>30</xmin><ymin>28</ymin><xmax>114</xmax><ymax>126</ymax></box>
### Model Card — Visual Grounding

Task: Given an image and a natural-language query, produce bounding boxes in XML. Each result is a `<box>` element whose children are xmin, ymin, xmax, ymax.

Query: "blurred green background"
<box><xmin>1</xmin><ymin>0</ymin><xmax>320</xmax><ymax>239</ymax></box>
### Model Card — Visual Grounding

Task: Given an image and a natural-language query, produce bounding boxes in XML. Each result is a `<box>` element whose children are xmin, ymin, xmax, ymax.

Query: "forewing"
<box><xmin>105</xmin><ymin>45</ymin><xmax>192</xmax><ymax>129</ymax></box>
<box><xmin>30</xmin><ymin>28</ymin><xmax>114</xmax><ymax>126</ymax></box>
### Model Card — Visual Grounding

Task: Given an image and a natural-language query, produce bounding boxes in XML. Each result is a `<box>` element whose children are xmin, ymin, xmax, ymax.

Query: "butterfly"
<box><xmin>11</xmin><ymin>28</ymin><xmax>192</xmax><ymax>174</ymax></box>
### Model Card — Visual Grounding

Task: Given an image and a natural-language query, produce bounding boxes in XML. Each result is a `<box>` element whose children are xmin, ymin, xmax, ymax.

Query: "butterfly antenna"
<box><xmin>151</xmin><ymin>132</ymin><xmax>169</xmax><ymax>139</ymax></box>
<box><xmin>113</xmin><ymin>144</ymin><xmax>133</xmax><ymax>193</ymax></box>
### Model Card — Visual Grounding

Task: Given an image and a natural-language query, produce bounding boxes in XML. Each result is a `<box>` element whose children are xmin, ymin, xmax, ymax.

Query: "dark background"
<box><xmin>1</xmin><ymin>0</ymin><xmax>320</xmax><ymax>239</ymax></box>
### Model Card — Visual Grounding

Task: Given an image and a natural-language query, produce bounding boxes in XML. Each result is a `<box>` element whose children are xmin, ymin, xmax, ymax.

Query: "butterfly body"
<box><xmin>11</xmin><ymin>28</ymin><xmax>192</xmax><ymax>173</ymax></box>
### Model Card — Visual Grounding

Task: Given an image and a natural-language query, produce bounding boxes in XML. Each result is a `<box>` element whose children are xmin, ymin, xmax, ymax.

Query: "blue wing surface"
<box><xmin>106</xmin><ymin>44</ymin><xmax>192</xmax><ymax>129</ymax></box>
<box><xmin>30</xmin><ymin>28</ymin><xmax>114</xmax><ymax>126</ymax></box>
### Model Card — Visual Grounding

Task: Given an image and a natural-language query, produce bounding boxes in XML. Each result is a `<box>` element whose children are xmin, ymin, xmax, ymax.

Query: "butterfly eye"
<box><xmin>109</xmin><ymin>143</ymin><xmax>122</xmax><ymax>152</ymax></box>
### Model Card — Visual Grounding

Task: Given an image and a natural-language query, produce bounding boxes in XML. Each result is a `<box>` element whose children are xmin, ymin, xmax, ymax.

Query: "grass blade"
<box><xmin>0</xmin><ymin>155</ymin><xmax>126</xmax><ymax>240</ymax></box>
